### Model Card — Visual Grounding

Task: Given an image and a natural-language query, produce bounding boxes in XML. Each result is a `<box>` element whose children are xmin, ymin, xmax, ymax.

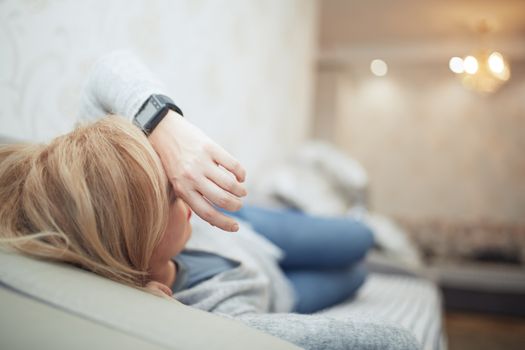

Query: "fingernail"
<box><xmin>231</xmin><ymin>223</ymin><xmax>239</xmax><ymax>232</ymax></box>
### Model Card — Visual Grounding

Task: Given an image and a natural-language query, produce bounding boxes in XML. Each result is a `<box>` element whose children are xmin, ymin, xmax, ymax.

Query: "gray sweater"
<box><xmin>79</xmin><ymin>51</ymin><xmax>419</xmax><ymax>350</ymax></box>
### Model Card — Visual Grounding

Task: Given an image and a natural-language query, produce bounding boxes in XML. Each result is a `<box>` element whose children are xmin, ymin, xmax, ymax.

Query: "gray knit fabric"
<box><xmin>79</xmin><ymin>50</ymin><xmax>167</xmax><ymax>122</ymax></box>
<box><xmin>78</xmin><ymin>51</ymin><xmax>421</xmax><ymax>350</ymax></box>
<box><xmin>179</xmin><ymin>218</ymin><xmax>421</xmax><ymax>350</ymax></box>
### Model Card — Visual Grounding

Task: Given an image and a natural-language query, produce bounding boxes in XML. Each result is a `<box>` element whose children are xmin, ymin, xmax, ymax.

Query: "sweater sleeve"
<box><xmin>78</xmin><ymin>51</ymin><xmax>168</xmax><ymax>122</ymax></box>
<box><xmin>229</xmin><ymin>313</ymin><xmax>420</xmax><ymax>350</ymax></box>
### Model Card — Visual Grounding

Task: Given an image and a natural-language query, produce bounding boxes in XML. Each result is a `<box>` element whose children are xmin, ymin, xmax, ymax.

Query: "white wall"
<box><xmin>315</xmin><ymin>63</ymin><xmax>525</xmax><ymax>225</ymax></box>
<box><xmin>0</xmin><ymin>0</ymin><xmax>317</xmax><ymax>182</ymax></box>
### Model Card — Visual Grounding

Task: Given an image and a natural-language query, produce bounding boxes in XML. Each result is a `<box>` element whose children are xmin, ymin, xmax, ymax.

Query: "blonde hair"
<box><xmin>0</xmin><ymin>116</ymin><xmax>169</xmax><ymax>288</ymax></box>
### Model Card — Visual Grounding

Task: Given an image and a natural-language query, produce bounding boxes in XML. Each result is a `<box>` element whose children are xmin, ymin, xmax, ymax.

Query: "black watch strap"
<box><xmin>134</xmin><ymin>94</ymin><xmax>183</xmax><ymax>135</ymax></box>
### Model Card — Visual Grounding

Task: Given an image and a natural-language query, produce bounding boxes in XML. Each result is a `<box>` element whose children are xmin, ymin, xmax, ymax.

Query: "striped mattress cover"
<box><xmin>318</xmin><ymin>273</ymin><xmax>446</xmax><ymax>350</ymax></box>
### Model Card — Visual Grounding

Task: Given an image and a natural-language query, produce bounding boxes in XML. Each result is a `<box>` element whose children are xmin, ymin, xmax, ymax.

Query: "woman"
<box><xmin>0</xmin><ymin>116</ymin><xmax>186</xmax><ymax>294</ymax></box>
<box><xmin>76</xmin><ymin>51</ymin><xmax>374</xmax><ymax>311</ymax></box>
<box><xmin>0</xmin><ymin>54</ymin><xmax>416</xmax><ymax>350</ymax></box>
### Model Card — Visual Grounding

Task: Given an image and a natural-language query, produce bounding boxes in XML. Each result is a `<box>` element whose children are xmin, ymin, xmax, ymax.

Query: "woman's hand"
<box><xmin>145</xmin><ymin>280</ymin><xmax>173</xmax><ymax>299</ymax></box>
<box><xmin>149</xmin><ymin>111</ymin><xmax>247</xmax><ymax>232</ymax></box>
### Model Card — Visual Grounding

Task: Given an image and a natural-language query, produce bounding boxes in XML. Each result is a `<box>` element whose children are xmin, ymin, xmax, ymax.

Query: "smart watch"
<box><xmin>133</xmin><ymin>94</ymin><xmax>183</xmax><ymax>135</ymax></box>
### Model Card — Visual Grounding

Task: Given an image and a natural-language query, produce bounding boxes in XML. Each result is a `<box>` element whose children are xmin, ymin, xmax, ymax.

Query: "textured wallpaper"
<box><xmin>0</xmin><ymin>0</ymin><xmax>317</xmax><ymax>179</ymax></box>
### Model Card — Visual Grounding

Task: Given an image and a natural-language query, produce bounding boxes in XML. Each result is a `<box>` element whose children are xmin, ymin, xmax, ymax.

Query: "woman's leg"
<box><xmin>285</xmin><ymin>265</ymin><xmax>367</xmax><ymax>314</ymax></box>
<box><xmin>230</xmin><ymin>205</ymin><xmax>374</xmax><ymax>269</ymax></box>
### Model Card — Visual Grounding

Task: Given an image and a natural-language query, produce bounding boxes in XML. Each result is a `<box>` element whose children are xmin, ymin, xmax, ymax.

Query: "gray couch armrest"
<box><xmin>0</xmin><ymin>250</ymin><xmax>300</xmax><ymax>350</ymax></box>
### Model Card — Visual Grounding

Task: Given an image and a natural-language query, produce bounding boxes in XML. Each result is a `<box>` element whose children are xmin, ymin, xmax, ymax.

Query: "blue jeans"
<box><xmin>227</xmin><ymin>205</ymin><xmax>374</xmax><ymax>313</ymax></box>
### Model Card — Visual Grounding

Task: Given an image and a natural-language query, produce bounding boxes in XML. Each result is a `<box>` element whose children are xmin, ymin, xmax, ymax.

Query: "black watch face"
<box><xmin>135</xmin><ymin>100</ymin><xmax>160</xmax><ymax>127</ymax></box>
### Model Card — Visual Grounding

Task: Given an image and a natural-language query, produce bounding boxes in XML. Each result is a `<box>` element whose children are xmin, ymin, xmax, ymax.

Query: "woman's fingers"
<box><xmin>198</xmin><ymin>173</ymin><xmax>243</xmax><ymax>212</ymax></box>
<box><xmin>157</xmin><ymin>283</ymin><xmax>173</xmax><ymax>297</ymax></box>
<box><xmin>210</xmin><ymin>145</ymin><xmax>247</xmax><ymax>184</ymax></box>
<box><xmin>185</xmin><ymin>189</ymin><xmax>240</xmax><ymax>232</ymax></box>
<box><xmin>205</xmin><ymin>163</ymin><xmax>247</xmax><ymax>198</ymax></box>
<box><xmin>145</xmin><ymin>281</ymin><xmax>173</xmax><ymax>298</ymax></box>
<box><xmin>149</xmin><ymin>113</ymin><xmax>246</xmax><ymax>232</ymax></box>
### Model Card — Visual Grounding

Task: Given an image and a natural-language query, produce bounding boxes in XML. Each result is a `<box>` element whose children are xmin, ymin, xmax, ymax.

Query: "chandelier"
<box><xmin>449</xmin><ymin>50</ymin><xmax>511</xmax><ymax>94</ymax></box>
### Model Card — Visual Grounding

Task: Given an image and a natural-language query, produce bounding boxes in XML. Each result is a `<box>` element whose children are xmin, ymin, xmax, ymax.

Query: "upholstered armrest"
<box><xmin>0</xmin><ymin>250</ymin><xmax>299</xmax><ymax>350</ymax></box>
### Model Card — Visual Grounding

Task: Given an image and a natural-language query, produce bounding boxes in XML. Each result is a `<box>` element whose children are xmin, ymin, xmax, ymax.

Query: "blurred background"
<box><xmin>0</xmin><ymin>1</ymin><xmax>524</xmax><ymax>349</ymax></box>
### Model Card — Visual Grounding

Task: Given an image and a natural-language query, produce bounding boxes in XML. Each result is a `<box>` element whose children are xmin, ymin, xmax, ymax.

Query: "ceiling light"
<box><xmin>463</xmin><ymin>56</ymin><xmax>478</xmax><ymax>74</ymax></box>
<box><xmin>370</xmin><ymin>59</ymin><xmax>388</xmax><ymax>77</ymax></box>
<box><xmin>454</xmin><ymin>50</ymin><xmax>511</xmax><ymax>93</ymax></box>
<box><xmin>449</xmin><ymin>57</ymin><xmax>464</xmax><ymax>74</ymax></box>
<box><xmin>488</xmin><ymin>52</ymin><xmax>505</xmax><ymax>74</ymax></box>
